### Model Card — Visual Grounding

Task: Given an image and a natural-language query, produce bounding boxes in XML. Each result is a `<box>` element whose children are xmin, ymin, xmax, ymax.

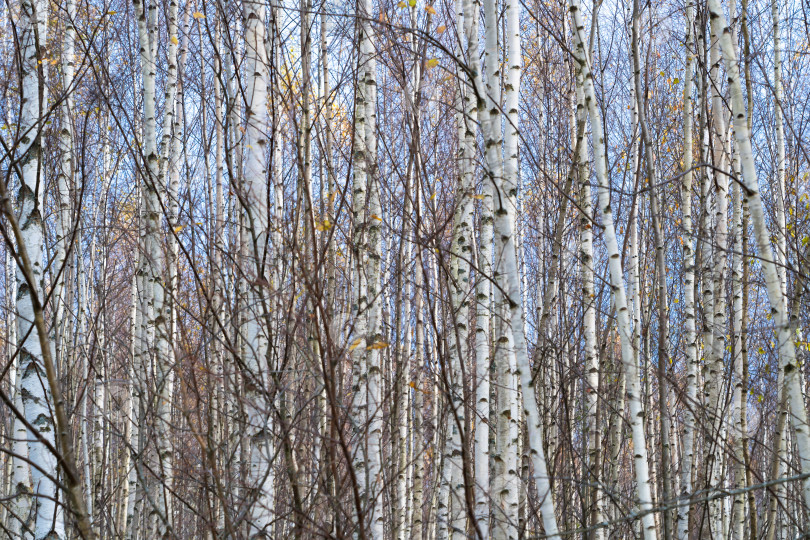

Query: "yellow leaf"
<box><xmin>192</xmin><ymin>11</ymin><xmax>205</xmax><ymax>19</ymax></box>
<box><xmin>430</xmin><ymin>192</ymin><xmax>437</xmax><ymax>200</ymax></box>
<box><xmin>349</xmin><ymin>338</ymin><xmax>364</xmax><ymax>351</ymax></box>
<box><xmin>673</xmin><ymin>298</ymin><xmax>679</xmax><ymax>303</ymax></box>
<box><xmin>397</xmin><ymin>0</ymin><xmax>406</xmax><ymax>6</ymax></box>
<box><xmin>436</xmin><ymin>25</ymin><xmax>446</xmax><ymax>33</ymax></box>
<box><xmin>427</xmin><ymin>58</ymin><xmax>439</xmax><ymax>68</ymax></box>
<box><xmin>408</xmin><ymin>0</ymin><xmax>416</xmax><ymax>6</ymax></box>
<box><xmin>367</xmin><ymin>341</ymin><xmax>389</xmax><ymax>350</ymax></box>
<box><xmin>425</xmin><ymin>4</ymin><xmax>437</xmax><ymax>14</ymax></box>
<box><xmin>371</xmin><ymin>214</ymin><xmax>382</xmax><ymax>221</ymax></box>
<box><xmin>174</xmin><ymin>225</ymin><xmax>184</xmax><ymax>233</ymax></box>
<box><xmin>315</xmin><ymin>219</ymin><xmax>332</xmax><ymax>231</ymax></box>
<box><xmin>473</xmin><ymin>194</ymin><xmax>485</xmax><ymax>200</ymax></box>
<box><xmin>170</xmin><ymin>35</ymin><xmax>179</xmax><ymax>45</ymax></box>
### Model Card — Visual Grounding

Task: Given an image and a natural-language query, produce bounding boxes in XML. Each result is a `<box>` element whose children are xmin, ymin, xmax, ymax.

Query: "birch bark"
<box><xmin>706</xmin><ymin>29</ymin><xmax>731</xmax><ymax>535</ymax></box>
<box><xmin>443</xmin><ymin>2</ymin><xmax>474</xmax><ymax>536</ymax></box>
<box><xmin>464</xmin><ymin>0</ymin><xmax>560</xmax><ymax>534</ymax></box>
<box><xmin>242</xmin><ymin>0</ymin><xmax>273</xmax><ymax>532</ymax></box>
<box><xmin>362</xmin><ymin>1</ymin><xmax>384</xmax><ymax>534</ymax></box>
<box><xmin>676</xmin><ymin>4</ymin><xmax>698</xmax><ymax>538</ymax></box>
<box><xmin>350</xmin><ymin>0</ymin><xmax>384</xmax><ymax>535</ymax></box>
<box><xmin>17</xmin><ymin>0</ymin><xmax>64</xmax><ymax>534</ymax></box>
<box><xmin>730</xmin><ymin>150</ymin><xmax>746</xmax><ymax>540</ymax></box>
<box><xmin>569</xmin><ymin>1</ymin><xmax>657</xmax><ymax>537</ymax></box>
<box><xmin>53</xmin><ymin>0</ymin><xmax>75</xmax><ymax>392</ymax></box>
<box><xmin>707</xmin><ymin>0</ymin><xmax>810</xmax><ymax>512</ymax></box>
<box><xmin>770</xmin><ymin>0</ymin><xmax>788</xmax><ymax>295</ymax></box>
<box><xmin>631</xmin><ymin>4</ymin><xmax>673</xmax><ymax>535</ymax></box>
<box><xmin>465</xmin><ymin>0</ymin><xmax>492</xmax><ymax>530</ymax></box>
<box><xmin>350</xmin><ymin>5</ymin><xmax>371</xmax><ymax>529</ymax></box>
<box><xmin>6</xmin><ymin>238</ymin><xmax>30</xmax><ymax>539</ymax></box>
<box><xmin>575</xmin><ymin>66</ymin><xmax>603</xmax><ymax>540</ymax></box>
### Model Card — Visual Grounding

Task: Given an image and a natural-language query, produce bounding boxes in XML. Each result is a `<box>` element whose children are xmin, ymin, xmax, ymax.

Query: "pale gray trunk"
<box><xmin>569</xmin><ymin>1</ymin><xmax>657</xmax><ymax>537</ymax></box>
<box><xmin>468</xmin><ymin>0</ymin><xmax>492</xmax><ymax>528</ymax></box>
<box><xmin>242</xmin><ymin>0</ymin><xmax>273</xmax><ymax>531</ymax></box>
<box><xmin>631</xmin><ymin>4</ymin><xmax>673</xmax><ymax>535</ymax></box>
<box><xmin>17</xmin><ymin>0</ymin><xmax>64</xmax><ymax>535</ymax></box>
<box><xmin>730</xmin><ymin>150</ymin><xmax>746</xmax><ymax>540</ymax></box>
<box><xmin>676</xmin><ymin>4</ymin><xmax>698</xmax><ymax>538</ymax></box>
<box><xmin>7</xmin><ymin>235</ymin><xmax>31</xmax><ymax>539</ymax></box>
<box><xmin>575</xmin><ymin>66</ymin><xmax>602</xmax><ymax>540</ymax></box>
<box><xmin>708</xmin><ymin>0</ymin><xmax>810</xmax><ymax>512</ymax></box>
<box><xmin>468</xmin><ymin>0</ymin><xmax>560</xmax><ymax>534</ymax></box>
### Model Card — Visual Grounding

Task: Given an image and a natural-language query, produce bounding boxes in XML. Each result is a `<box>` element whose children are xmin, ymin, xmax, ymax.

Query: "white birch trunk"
<box><xmin>763</xmin><ymin>0</ymin><xmax>791</xmax><ymax>532</ymax></box>
<box><xmin>157</xmin><ymin>4</ymin><xmax>190</xmax><ymax>532</ymax></box>
<box><xmin>350</xmin><ymin>18</ymin><xmax>371</xmax><ymax>533</ymax></box>
<box><xmin>441</xmin><ymin>3</ymin><xmax>474</xmax><ymax>537</ymax></box>
<box><xmin>730</xmin><ymin>149</ymin><xmax>746</xmax><ymax>540</ymax></box>
<box><xmin>770</xmin><ymin>0</ymin><xmax>788</xmax><ymax>295</ymax></box>
<box><xmin>464</xmin><ymin>0</ymin><xmax>560</xmax><ymax>534</ymax></box>
<box><xmin>242</xmin><ymin>0</ymin><xmax>273</xmax><ymax>531</ymax></box>
<box><xmin>676</xmin><ymin>4</ymin><xmax>698</xmax><ymax>537</ymax></box>
<box><xmin>349</xmin><ymin>0</ymin><xmax>384</xmax><ymax>535</ymax></box>
<box><xmin>53</xmin><ymin>0</ymin><xmax>75</xmax><ymax>392</ymax></box>
<box><xmin>492</xmin><ymin>0</ymin><xmax>522</xmax><ymax>534</ymax></box>
<box><xmin>575</xmin><ymin>67</ymin><xmax>603</xmax><ymax>540</ymax></box>
<box><xmin>122</xmin><ymin>270</ymin><xmax>139</xmax><ymax>539</ymax></box>
<box><xmin>77</xmin><ymin>240</ymin><xmax>93</xmax><ymax>526</ymax></box>
<box><xmin>707</xmin><ymin>0</ymin><xmax>810</xmax><ymax>512</ymax></box>
<box><xmin>395</xmin><ymin>11</ymin><xmax>424</xmax><ymax>536</ymax></box>
<box><xmin>706</xmin><ymin>30</ymin><xmax>731</xmax><ymax>536</ymax></box>
<box><xmin>479</xmin><ymin>1</ymin><xmax>518</xmax><ymax>537</ymax></box>
<box><xmin>412</xmin><ymin>218</ymin><xmax>426</xmax><ymax>540</ymax></box>
<box><xmin>362</xmin><ymin>3</ymin><xmax>384</xmax><ymax>535</ymax></box>
<box><xmin>631</xmin><ymin>4</ymin><xmax>673</xmax><ymax>535</ymax></box>
<box><xmin>7</xmin><ymin>236</ymin><xmax>31</xmax><ymax>539</ymax></box>
<box><xmin>132</xmin><ymin>0</ymin><xmax>170</xmax><ymax>533</ymax></box>
<box><xmin>569</xmin><ymin>2</ymin><xmax>657</xmax><ymax>537</ymax></box>
<box><xmin>468</xmin><ymin>0</ymin><xmax>492</xmax><ymax>528</ymax></box>
<box><xmin>17</xmin><ymin>0</ymin><xmax>63</xmax><ymax>535</ymax></box>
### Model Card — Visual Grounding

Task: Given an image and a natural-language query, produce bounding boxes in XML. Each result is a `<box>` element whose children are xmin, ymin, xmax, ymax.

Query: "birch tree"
<box><xmin>1</xmin><ymin>0</ymin><xmax>810</xmax><ymax>537</ymax></box>
<box><xmin>707</xmin><ymin>0</ymin><xmax>810</xmax><ymax>512</ymax></box>
<box><xmin>16</xmin><ymin>0</ymin><xmax>64</xmax><ymax>535</ymax></box>
<box><xmin>569</xmin><ymin>0</ymin><xmax>657</xmax><ymax>537</ymax></box>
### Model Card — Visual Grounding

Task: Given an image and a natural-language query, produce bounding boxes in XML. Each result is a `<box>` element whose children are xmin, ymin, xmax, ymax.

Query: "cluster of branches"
<box><xmin>2</xmin><ymin>0</ymin><xmax>810</xmax><ymax>538</ymax></box>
